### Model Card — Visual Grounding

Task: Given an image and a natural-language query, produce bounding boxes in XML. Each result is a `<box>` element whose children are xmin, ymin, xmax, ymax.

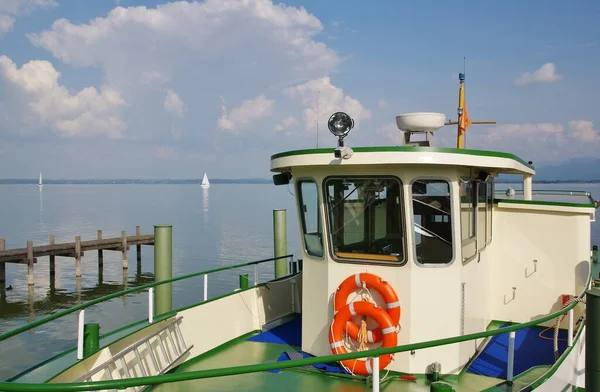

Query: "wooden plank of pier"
<box><xmin>0</xmin><ymin>234</ymin><xmax>154</xmax><ymax>263</ymax></box>
<box><xmin>0</xmin><ymin>226</ymin><xmax>154</xmax><ymax>285</ymax></box>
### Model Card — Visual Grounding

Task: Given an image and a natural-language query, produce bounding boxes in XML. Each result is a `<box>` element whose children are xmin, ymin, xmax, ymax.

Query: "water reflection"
<box><xmin>0</xmin><ymin>265</ymin><xmax>154</xmax><ymax>324</ymax></box>
<box><xmin>202</xmin><ymin>187</ymin><xmax>209</xmax><ymax>227</ymax></box>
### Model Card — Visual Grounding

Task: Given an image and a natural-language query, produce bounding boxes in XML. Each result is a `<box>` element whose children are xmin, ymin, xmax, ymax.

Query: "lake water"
<box><xmin>0</xmin><ymin>182</ymin><xmax>598</xmax><ymax>380</ymax></box>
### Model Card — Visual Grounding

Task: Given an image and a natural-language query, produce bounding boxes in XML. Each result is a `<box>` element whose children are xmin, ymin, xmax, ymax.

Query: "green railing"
<box><xmin>0</xmin><ymin>267</ymin><xmax>591</xmax><ymax>391</ymax></box>
<box><xmin>0</xmin><ymin>252</ymin><xmax>296</xmax><ymax>378</ymax></box>
<box><xmin>0</xmin><ymin>254</ymin><xmax>294</xmax><ymax>342</ymax></box>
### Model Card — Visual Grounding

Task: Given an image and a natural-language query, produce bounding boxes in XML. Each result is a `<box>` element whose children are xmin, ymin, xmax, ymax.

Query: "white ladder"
<box><xmin>75</xmin><ymin>316</ymin><xmax>192</xmax><ymax>392</ymax></box>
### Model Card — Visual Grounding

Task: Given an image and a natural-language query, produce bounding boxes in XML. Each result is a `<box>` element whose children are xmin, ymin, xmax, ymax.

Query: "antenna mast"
<box><xmin>445</xmin><ymin>58</ymin><xmax>497</xmax><ymax>149</ymax></box>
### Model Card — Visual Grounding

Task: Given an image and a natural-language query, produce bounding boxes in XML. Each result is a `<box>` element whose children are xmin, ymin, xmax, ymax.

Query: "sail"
<box><xmin>201</xmin><ymin>173</ymin><xmax>210</xmax><ymax>187</ymax></box>
<box><xmin>38</xmin><ymin>172</ymin><xmax>43</xmax><ymax>187</ymax></box>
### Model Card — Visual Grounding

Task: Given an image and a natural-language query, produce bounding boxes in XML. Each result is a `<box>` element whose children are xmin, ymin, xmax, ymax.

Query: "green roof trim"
<box><xmin>270</xmin><ymin>146</ymin><xmax>534</xmax><ymax>170</ymax></box>
<box><xmin>496</xmin><ymin>198</ymin><xmax>596</xmax><ymax>209</ymax></box>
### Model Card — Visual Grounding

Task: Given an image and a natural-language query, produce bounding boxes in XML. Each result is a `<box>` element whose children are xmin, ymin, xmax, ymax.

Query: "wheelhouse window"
<box><xmin>297</xmin><ymin>180</ymin><xmax>323</xmax><ymax>257</ymax></box>
<box><xmin>412</xmin><ymin>179</ymin><xmax>453</xmax><ymax>264</ymax></box>
<box><xmin>324</xmin><ymin>177</ymin><xmax>404</xmax><ymax>264</ymax></box>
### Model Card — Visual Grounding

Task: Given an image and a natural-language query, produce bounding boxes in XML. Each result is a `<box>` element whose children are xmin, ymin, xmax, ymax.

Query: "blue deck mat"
<box><xmin>247</xmin><ymin>316</ymin><xmax>302</xmax><ymax>347</ymax></box>
<box><xmin>265</xmin><ymin>351</ymin><xmax>349</xmax><ymax>374</ymax></box>
<box><xmin>466</xmin><ymin>324</ymin><xmax>568</xmax><ymax>379</ymax></box>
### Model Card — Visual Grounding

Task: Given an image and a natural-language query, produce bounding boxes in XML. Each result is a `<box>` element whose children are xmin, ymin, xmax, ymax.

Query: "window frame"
<box><xmin>409</xmin><ymin>176</ymin><xmax>456</xmax><ymax>268</ymax></box>
<box><xmin>296</xmin><ymin>177</ymin><xmax>325</xmax><ymax>260</ymax></box>
<box><xmin>486</xmin><ymin>180</ymin><xmax>494</xmax><ymax>245</ymax></box>
<box><xmin>460</xmin><ymin>179</ymin><xmax>478</xmax><ymax>245</ymax></box>
<box><xmin>477</xmin><ymin>180</ymin><xmax>488</xmax><ymax>252</ymax></box>
<box><xmin>322</xmin><ymin>175</ymin><xmax>407</xmax><ymax>267</ymax></box>
<box><xmin>459</xmin><ymin>178</ymin><xmax>478</xmax><ymax>264</ymax></box>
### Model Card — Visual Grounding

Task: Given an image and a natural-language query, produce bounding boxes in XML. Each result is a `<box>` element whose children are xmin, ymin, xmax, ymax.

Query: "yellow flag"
<box><xmin>459</xmin><ymin>105</ymin><xmax>472</xmax><ymax>135</ymax></box>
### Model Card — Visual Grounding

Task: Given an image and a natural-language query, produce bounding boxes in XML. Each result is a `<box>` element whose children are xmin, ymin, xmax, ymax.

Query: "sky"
<box><xmin>0</xmin><ymin>0</ymin><xmax>599</xmax><ymax>179</ymax></box>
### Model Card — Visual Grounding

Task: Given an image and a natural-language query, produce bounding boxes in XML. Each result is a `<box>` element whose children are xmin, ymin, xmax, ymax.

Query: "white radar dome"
<box><xmin>395</xmin><ymin>113</ymin><xmax>446</xmax><ymax>133</ymax></box>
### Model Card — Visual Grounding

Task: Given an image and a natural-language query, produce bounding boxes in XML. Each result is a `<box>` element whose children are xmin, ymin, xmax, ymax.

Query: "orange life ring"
<box><xmin>334</xmin><ymin>273</ymin><xmax>400</xmax><ymax>342</ymax></box>
<box><xmin>329</xmin><ymin>301</ymin><xmax>396</xmax><ymax>375</ymax></box>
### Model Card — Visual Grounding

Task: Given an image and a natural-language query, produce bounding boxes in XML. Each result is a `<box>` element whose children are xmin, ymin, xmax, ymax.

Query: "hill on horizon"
<box><xmin>532</xmin><ymin>158</ymin><xmax>600</xmax><ymax>182</ymax></box>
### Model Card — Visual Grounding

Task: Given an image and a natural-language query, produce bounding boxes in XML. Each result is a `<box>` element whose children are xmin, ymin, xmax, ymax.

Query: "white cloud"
<box><xmin>164</xmin><ymin>89</ymin><xmax>185</xmax><ymax>118</ymax></box>
<box><xmin>460</xmin><ymin>120</ymin><xmax>600</xmax><ymax>165</ymax></box>
<box><xmin>376</xmin><ymin>123</ymin><xmax>402</xmax><ymax>145</ymax></box>
<box><xmin>283</xmin><ymin>77</ymin><xmax>371</xmax><ymax>133</ymax></box>
<box><xmin>377</xmin><ymin>98</ymin><xmax>388</xmax><ymax>108</ymax></box>
<box><xmin>0</xmin><ymin>0</ymin><xmax>57</xmax><ymax>34</ymax></box>
<box><xmin>27</xmin><ymin>0</ymin><xmax>340</xmax><ymax>89</ymax></box>
<box><xmin>487</xmin><ymin>123</ymin><xmax>564</xmax><ymax>141</ymax></box>
<box><xmin>141</xmin><ymin>71</ymin><xmax>168</xmax><ymax>86</ymax></box>
<box><xmin>218</xmin><ymin>95</ymin><xmax>274</xmax><ymax>132</ymax></box>
<box><xmin>515</xmin><ymin>63</ymin><xmax>562</xmax><ymax>86</ymax></box>
<box><xmin>0</xmin><ymin>55</ymin><xmax>126</xmax><ymax>138</ymax></box>
<box><xmin>275</xmin><ymin>116</ymin><xmax>298</xmax><ymax>132</ymax></box>
<box><xmin>568</xmin><ymin>120</ymin><xmax>599</xmax><ymax>142</ymax></box>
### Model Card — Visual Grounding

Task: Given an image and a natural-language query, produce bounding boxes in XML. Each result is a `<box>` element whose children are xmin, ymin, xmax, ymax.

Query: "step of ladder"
<box><xmin>75</xmin><ymin>316</ymin><xmax>192</xmax><ymax>392</ymax></box>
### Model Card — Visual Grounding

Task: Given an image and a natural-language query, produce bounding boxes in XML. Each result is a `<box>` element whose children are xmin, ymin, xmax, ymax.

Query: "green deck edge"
<box><xmin>495</xmin><ymin>198</ymin><xmax>596</xmax><ymax>209</ymax></box>
<box><xmin>25</xmin><ymin>274</ymin><xmax>300</xmax><ymax>383</ymax></box>
<box><xmin>270</xmin><ymin>146</ymin><xmax>534</xmax><ymax>170</ymax></box>
<box><xmin>518</xmin><ymin>320</ymin><xmax>586</xmax><ymax>391</ymax></box>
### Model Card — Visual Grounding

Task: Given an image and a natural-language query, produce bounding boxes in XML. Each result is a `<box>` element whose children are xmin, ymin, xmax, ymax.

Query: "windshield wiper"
<box><xmin>414</xmin><ymin>223</ymin><xmax>451</xmax><ymax>245</ymax></box>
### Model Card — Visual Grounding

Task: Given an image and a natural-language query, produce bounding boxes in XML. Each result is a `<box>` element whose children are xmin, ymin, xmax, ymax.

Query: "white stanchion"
<box><xmin>77</xmin><ymin>310</ymin><xmax>85</xmax><ymax>360</ymax></box>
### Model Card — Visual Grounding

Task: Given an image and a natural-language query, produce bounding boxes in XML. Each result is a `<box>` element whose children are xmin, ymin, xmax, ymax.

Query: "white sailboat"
<box><xmin>201</xmin><ymin>172</ymin><xmax>210</xmax><ymax>188</ymax></box>
<box><xmin>38</xmin><ymin>172</ymin><xmax>43</xmax><ymax>189</ymax></box>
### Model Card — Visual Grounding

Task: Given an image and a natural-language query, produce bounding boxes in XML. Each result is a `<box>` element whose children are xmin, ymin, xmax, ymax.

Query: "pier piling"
<box><xmin>586</xmin><ymin>287</ymin><xmax>600</xmax><ymax>390</ymax></box>
<box><xmin>0</xmin><ymin>238</ymin><xmax>5</xmax><ymax>286</ymax></box>
<box><xmin>136</xmin><ymin>226</ymin><xmax>142</xmax><ymax>263</ymax></box>
<box><xmin>49</xmin><ymin>234</ymin><xmax>55</xmax><ymax>276</ymax></box>
<box><xmin>273</xmin><ymin>209</ymin><xmax>287</xmax><ymax>279</ymax></box>
<box><xmin>121</xmin><ymin>231</ymin><xmax>128</xmax><ymax>270</ymax></box>
<box><xmin>27</xmin><ymin>240</ymin><xmax>34</xmax><ymax>285</ymax></box>
<box><xmin>0</xmin><ymin>227</ymin><xmax>154</xmax><ymax>287</ymax></box>
<box><xmin>154</xmin><ymin>225</ymin><xmax>173</xmax><ymax>315</ymax></box>
<box><xmin>97</xmin><ymin>230</ymin><xmax>103</xmax><ymax>267</ymax></box>
<box><xmin>75</xmin><ymin>236</ymin><xmax>82</xmax><ymax>277</ymax></box>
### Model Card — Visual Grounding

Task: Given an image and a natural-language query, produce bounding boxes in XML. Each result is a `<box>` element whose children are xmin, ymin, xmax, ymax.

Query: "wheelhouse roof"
<box><xmin>270</xmin><ymin>146</ymin><xmax>535</xmax><ymax>176</ymax></box>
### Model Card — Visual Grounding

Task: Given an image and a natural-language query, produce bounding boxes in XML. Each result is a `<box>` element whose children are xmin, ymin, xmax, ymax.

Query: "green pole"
<box><xmin>83</xmin><ymin>323</ymin><xmax>100</xmax><ymax>358</ymax></box>
<box><xmin>586</xmin><ymin>288</ymin><xmax>600</xmax><ymax>390</ymax></box>
<box><xmin>239</xmin><ymin>274</ymin><xmax>249</xmax><ymax>290</ymax></box>
<box><xmin>273</xmin><ymin>209</ymin><xmax>287</xmax><ymax>279</ymax></box>
<box><xmin>154</xmin><ymin>225</ymin><xmax>173</xmax><ymax>315</ymax></box>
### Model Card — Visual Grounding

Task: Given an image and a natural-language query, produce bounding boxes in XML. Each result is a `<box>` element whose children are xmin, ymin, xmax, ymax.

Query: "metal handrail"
<box><xmin>0</xmin><ymin>265</ymin><xmax>591</xmax><ymax>391</ymax></box>
<box><xmin>0</xmin><ymin>254</ymin><xmax>293</xmax><ymax>342</ymax></box>
<box><xmin>494</xmin><ymin>189</ymin><xmax>595</xmax><ymax>204</ymax></box>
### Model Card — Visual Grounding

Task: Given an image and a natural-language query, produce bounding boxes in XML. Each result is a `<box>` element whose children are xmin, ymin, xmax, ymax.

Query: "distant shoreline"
<box><xmin>0</xmin><ymin>179</ymin><xmax>273</xmax><ymax>185</ymax></box>
<box><xmin>1</xmin><ymin>179</ymin><xmax>600</xmax><ymax>185</ymax></box>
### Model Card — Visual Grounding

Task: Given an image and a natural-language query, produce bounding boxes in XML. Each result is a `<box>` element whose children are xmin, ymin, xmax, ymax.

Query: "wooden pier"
<box><xmin>0</xmin><ymin>226</ymin><xmax>154</xmax><ymax>285</ymax></box>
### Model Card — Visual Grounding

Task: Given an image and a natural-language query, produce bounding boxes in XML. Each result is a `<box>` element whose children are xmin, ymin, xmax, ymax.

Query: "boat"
<box><xmin>201</xmin><ymin>173</ymin><xmax>210</xmax><ymax>188</ymax></box>
<box><xmin>1</xmin><ymin>73</ymin><xmax>599</xmax><ymax>391</ymax></box>
<box><xmin>38</xmin><ymin>172</ymin><xmax>43</xmax><ymax>189</ymax></box>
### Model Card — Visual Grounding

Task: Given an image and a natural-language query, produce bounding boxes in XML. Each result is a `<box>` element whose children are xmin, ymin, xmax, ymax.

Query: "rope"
<box><xmin>552</xmin><ymin>297</ymin><xmax>585</xmax><ymax>361</ymax></box>
<box><xmin>357</xmin><ymin>319</ymin><xmax>368</xmax><ymax>351</ymax></box>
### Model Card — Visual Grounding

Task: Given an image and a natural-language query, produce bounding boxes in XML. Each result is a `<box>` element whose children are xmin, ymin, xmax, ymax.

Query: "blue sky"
<box><xmin>0</xmin><ymin>0</ymin><xmax>598</xmax><ymax>179</ymax></box>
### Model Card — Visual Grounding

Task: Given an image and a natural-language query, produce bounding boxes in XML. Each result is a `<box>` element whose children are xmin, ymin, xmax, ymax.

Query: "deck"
<box><xmin>150</xmin><ymin>315</ymin><xmax>557</xmax><ymax>392</ymax></box>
